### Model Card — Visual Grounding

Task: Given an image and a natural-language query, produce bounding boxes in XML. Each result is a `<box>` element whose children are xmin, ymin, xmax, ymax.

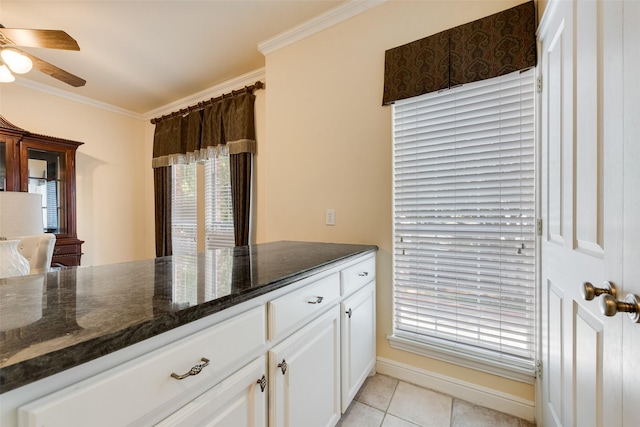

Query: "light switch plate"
<box><xmin>325</xmin><ymin>209</ymin><xmax>336</xmax><ymax>226</ymax></box>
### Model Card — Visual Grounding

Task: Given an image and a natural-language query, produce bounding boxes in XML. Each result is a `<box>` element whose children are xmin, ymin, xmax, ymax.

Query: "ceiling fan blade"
<box><xmin>19</xmin><ymin>50</ymin><xmax>86</xmax><ymax>87</ymax></box>
<box><xmin>0</xmin><ymin>27</ymin><xmax>80</xmax><ymax>50</ymax></box>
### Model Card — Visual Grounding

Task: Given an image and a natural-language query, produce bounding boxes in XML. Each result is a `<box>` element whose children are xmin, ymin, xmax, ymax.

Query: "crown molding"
<box><xmin>13</xmin><ymin>68</ymin><xmax>266</xmax><ymax>123</ymax></box>
<box><xmin>258</xmin><ymin>0</ymin><xmax>388</xmax><ymax>56</ymax></box>
<box><xmin>12</xmin><ymin>0</ymin><xmax>380</xmax><ymax>119</ymax></box>
<box><xmin>15</xmin><ymin>78</ymin><xmax>144</xmax><ymax>120</ymax></box>
<box><xmin>143</xmin><ymin>68</ymin><xmax>266</xmax><ymax>122</ymax></box>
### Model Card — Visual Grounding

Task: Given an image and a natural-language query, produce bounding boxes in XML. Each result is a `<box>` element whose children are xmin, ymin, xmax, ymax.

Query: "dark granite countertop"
<box><xmin>0</xmin><ymin>241</ymin><xmax>377</xmax><ymax>393</ymax></box>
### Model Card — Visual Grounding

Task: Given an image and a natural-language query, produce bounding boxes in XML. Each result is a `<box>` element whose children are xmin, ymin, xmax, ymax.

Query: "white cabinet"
<box><xmin>18</xmin><ymin>306</ymin><xmax>267</xmax><ymax>427</ymax></box>
<box><xmin>157</xmin><ymin>356</ymin><xmax>268</xmax><ymax>427</ymax></box>
<box><xmin>340</xmin><ymin>255</ymin><xmax>375</xmax><ymax>297</ymax></box>
<box><xmin>269</xmin><ymin>306</ymin><xmax>341</xmax><ymax>427</ymax></box>
<box><xmin>340</xmin><ymin>281</ymin><xmax>376</xmax><ymax>411</ymax></box>
<box><xmin>268</xmin><ymin>273</ymin><xmax>340</xmax><ymax>342</ymax></box>
<box><xmin>12</xmin><ymin>252</ymin><xmax>376</xmax><ymax>427</ymax></box>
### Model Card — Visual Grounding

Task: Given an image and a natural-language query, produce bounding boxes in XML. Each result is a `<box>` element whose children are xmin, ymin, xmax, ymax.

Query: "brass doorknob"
<box><xmin>581</xmin><ymin>281</ymin><xmax>617</xmax><ymax>301</ymax></box>
<box><xmin>599</xmin><ymin>294</ymin><xmax>640</xmax><ymax>323</ymax></box>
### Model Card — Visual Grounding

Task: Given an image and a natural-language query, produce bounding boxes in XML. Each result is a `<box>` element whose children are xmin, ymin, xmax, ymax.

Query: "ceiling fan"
<box><xmin>0</xmin><ymin>24</ymin><xmax>85</xmax><ymax>87</ymax></box>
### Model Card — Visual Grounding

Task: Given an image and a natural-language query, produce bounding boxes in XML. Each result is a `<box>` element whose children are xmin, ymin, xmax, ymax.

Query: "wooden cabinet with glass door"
<box><xmin>0</xmin><ymin>116</ymin><xmax>84</xmax><ymax>267</ymax></box>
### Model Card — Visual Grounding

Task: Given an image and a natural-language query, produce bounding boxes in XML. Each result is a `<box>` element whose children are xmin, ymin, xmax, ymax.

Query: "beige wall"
<box><xmin>260</xmin><ymin>0</ymin><xmax>534</xmax><ymax>402</ymax></box>
<box><xmin>0</xmin><ymin>81</ymin><xmax>267</xmax><ymax>266</ymax></box>
<box><xmin>0</xmin><ymin>84</ymin><xmax>155</xmax><ymax>266</ymax></box>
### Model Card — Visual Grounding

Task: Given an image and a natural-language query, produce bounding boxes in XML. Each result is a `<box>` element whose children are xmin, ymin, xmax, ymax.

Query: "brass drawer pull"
<box><xmin>307</xmin><ymin>296</ymin><xmax>323</xmax><ymax>304</ymax></box>
<box><xmin>278</xmin><ymin>359</ymin><xmax>288</xmax><ymax>375</ymax></box>
<box><xmin>257</xmin><ymin>375</ymin><xmax>267</xmax><ymax>392</ymax></box>
<box><xmin>170</xmin><ymin>357</ymin><xmax>210</xmax><ymax>380</ymax></box>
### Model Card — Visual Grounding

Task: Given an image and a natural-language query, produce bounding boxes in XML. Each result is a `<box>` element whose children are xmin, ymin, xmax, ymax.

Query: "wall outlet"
<box><xmin>325</xmin><ymin>209</ymin><xmax>336</xmax><ymax>226</ymax></box>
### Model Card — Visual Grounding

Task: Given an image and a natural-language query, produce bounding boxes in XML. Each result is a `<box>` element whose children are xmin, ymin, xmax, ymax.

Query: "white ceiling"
<box><xmin>1</xmin><ymin>1</ymin><xmax>347</xmax><ymax>115</ymax></box>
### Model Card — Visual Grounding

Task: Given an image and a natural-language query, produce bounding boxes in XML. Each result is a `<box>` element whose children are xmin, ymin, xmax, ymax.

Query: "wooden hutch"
<box><xmin>0</xmin><ymin>116</ymin><xmax>84</xmax><ymax>267</ymax></box>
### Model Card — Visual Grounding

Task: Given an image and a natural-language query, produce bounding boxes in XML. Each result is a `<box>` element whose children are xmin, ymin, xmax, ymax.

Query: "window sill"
<box><xmin>387</xmin><ymin>334</ymin><xmax>536</xmax><ymax>385</ymax></box>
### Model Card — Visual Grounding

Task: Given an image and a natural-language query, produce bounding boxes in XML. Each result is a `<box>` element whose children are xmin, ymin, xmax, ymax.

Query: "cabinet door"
<box><xmin>340</xmin><ymin>281</ymin><xmax>376</xmax><ymax>412</ymax></box>
<box><xmin>269</xmin><ymin>305</ymin><xmax>340</xmax><ymax>427</ymax></box>
<box><xmin>156</xmin><ymin>357</ymin><xmax>267</xmax><ymax>427</ymax></box>
<box><xmin>19</xmin><ymin>136</ymin><xmax>83</xmax><ymax>266</ymax></box>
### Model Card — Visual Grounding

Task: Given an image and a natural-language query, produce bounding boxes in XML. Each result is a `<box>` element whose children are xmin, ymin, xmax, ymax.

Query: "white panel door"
<box><xmin>269</xmin><ymin>306</ymin><xmax>341</xmax><ymax>427</ymax></box>
<box><xmin>341</xmin><ymin>281</ymin><xmax>376</xmax><ymax>412</ymax></box>
<box><xmin>621</xmin><ymin>1</ymin><xmax>640</xmax><ymax>424</ymax></box>
<box><xmin>539</xmin><ymin>1</ymin><xmax>640</xmax><ymax>426</ymax></box>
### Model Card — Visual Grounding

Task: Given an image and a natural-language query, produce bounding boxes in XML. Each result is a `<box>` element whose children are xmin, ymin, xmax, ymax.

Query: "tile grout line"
<box><xmin>449</xmin><ymin>398</ymin><xmax>455</xmax><ymax>427</ymax></box>
<box><xmin>385</xmin><ymin>378</ymin><xmax>400</xmax><ymax>412</ymax></box>
<box><xmin>379</xmin><ymin>377</ymin><xmax>400</xmax><ymax>427</ymax></box>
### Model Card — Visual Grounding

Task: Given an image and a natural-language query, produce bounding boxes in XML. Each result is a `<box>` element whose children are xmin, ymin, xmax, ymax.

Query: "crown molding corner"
<box><xmin>258</xmin><ymin>0</ymin><xmax>388</xmax><ymax>56</ymax></box>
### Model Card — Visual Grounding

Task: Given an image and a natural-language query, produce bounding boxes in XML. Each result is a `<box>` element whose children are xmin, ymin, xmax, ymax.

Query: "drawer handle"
<box><xmin>170</xmin><ymin>357</ymin><xmax>210</xmax><ymax>380</ymax></box>
<box><xmin>307</xmin><ymin>296</ymin><xmax>324</xmax><ymax>304</ymax></box>
<box><xmin>346</xmin><ymin>308</ymin><xmax>352</xmax><ymax>318</ymax></box>
<box><xmin>358</xmin><ymin>272</ymin><xmax>369</xmax><ymax>277</ymax></box>
<box><xmin>278</xmin><ymin>359</ymin><xmax>288</xmax><ymax>375</ymax></box>
<box><xmin>257</xmin><ymin>375</ymin><xmax>267</xmax><ymax>392</ymax></box>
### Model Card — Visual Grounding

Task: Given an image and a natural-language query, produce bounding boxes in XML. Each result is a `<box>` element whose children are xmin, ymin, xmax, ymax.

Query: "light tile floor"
<box><xmin>336</xmin><ymin>374</ymin><xmax>536</xmax><ymax>427</ymax></box>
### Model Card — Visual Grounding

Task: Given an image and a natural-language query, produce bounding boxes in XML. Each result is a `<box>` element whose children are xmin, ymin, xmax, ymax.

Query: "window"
<box><xmin>171</xmin><ymin>154</ymin><xmax>236</xmax><ymax>303</ymax></box>
<box><xmin>391</xmin><ymin>69</ymin><xmax>536</xmax><ymax>380</ymax></box>
<box><xmin>204</xmin><ymin>154</ymin><xmax>234</xmax><ymax>249</ymax></box>
<box><xmin>171</xmin><ymin>153</ymin><xmax>235</xmax><ymax>254</ymax></box>
<box><xmin>171</xmin><ymin>162</ymin><xmax>197</xmax><ymax>255</ymax></box>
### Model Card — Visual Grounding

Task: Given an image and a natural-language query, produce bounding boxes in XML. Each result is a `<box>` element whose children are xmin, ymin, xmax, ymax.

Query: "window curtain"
<box><xmin>222</xmin><ymin>94</ymin><xmax>255</xmax><ymax>247</ymax></box>
<box><xmin>152</xmin><ymin>91</ymin><xmax>257</xmax><ymax>255</ymax></box>
<box><xmin>382</xmin><ymin>0</ymin><xmax>536</xmax><ymax>105</ymax></box>
<box><xmin>152</xmin><ymin>116</ymin><xmax>181</xmax><ymax>257</ymax></box>
<box><xmin>201</xmin><ymin>92</ymin><xmax>256</xmax><ymax>246</ymax></box>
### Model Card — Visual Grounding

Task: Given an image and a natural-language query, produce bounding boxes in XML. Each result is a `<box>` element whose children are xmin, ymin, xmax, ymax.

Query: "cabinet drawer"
<box><xmin>268</xmin><ymin>273</ymin><xmax>340</xmax><ymax>342</ymax></box>
<box><xmin>340</xmin><ymin>255</ymin><xmax>376</xmax><ymax>296</ymax></box>
<box><xmin>53</xmin><ymin>244</ymin><xmax>80</xmax><ymax>255</ymax></box>
<box><xmin>51</xmin><ymin>254</ymin><xmax>81</xmax><ymax>267</ymax></box>
<box><xmin>158</xmin><ymin>356</ymin><xmax>267</xmax><ymax>427</ymax></box>
<box><xmin>18</xmin><ymin>306</ymin><xmax>266</xmax><ymax>427</ymax></box>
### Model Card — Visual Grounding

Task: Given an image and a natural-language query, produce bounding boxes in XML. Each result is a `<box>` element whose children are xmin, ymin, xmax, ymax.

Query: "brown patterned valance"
<box><xmin>383</xmin><ymin>30</ymin><xmax>449</xmax><ymax>104</ymax></box>
<box><xmin>383</xmin><ymin>0</ymin><xmax>536</xmax><ymax>105</ymax></box>
<box><xmin>152</xmin><ymin>92</ymin><xmax>256</xmax><ymax>168</ymax></box>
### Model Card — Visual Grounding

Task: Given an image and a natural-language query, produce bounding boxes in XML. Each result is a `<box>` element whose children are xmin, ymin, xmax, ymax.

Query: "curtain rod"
<box><xmin>150</xmin><ymin>80</ymin><xmax>264</xmax><ymax>124</ymax></box>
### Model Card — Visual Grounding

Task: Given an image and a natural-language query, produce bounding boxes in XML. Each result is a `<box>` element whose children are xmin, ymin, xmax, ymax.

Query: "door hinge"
<box><xmin>537</xmin><ymin>76</ymin><xmax>542</xmax><ymax>93</ymax></box>
<box><xmin>536</xmin><ymin>219</ymin><xmax>543</xmax><ymax>236</ymax></box>
<box><xmin>536</xmin><ymin>360</ymin><xmax>543</xmax><ymax>379</ymax></box>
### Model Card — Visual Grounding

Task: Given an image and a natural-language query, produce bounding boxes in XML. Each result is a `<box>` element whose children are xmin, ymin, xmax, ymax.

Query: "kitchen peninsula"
<box><xmin>0</xmin><ymin>241</ymin><xmax>377</xmax><ymax>426</ymax></box>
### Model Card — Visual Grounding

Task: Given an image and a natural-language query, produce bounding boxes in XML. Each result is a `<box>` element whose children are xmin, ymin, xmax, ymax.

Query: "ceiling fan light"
<box><xmin>1</xmin><ymin>49</ymin><xmax>33</xmax><ymax>74</ymax></box>
<box><xmin>0</xmin><ymin>64</ymin><xmax>15</xmax><ymax>83</ymax></box>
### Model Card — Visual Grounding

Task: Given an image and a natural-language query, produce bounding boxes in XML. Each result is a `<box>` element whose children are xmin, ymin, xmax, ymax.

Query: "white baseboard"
<box><xmin>375</xmin><ymin>357</ymin><xmax>535</xmax><ymax>423</ymax></box>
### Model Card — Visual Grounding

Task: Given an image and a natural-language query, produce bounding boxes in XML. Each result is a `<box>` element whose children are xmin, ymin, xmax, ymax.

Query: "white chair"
<box><xmin>10</xmin><ymin>234</ymin><xmax>56</xmax><ymax>273</ymax></box>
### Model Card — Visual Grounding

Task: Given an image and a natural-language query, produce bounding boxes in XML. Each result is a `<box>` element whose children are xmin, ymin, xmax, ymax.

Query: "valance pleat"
<box><xmin>152</xmin><ymin>116</ymin><xmax>182</xmax><ymax>168</ymax></box>
<box><xmin>152</xmin><ymin>92</ymin><xmax>256</xmax><ymax>168</ymax></box>
<box><xmin>383</xmin><ymin>0</ymin><xmax>536</xmax><ymax>105</ymax></box>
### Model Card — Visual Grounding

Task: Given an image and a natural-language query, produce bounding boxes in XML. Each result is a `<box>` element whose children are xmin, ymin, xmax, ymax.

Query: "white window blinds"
<box><xmin>204</xmin><ymin>154</ymin><xmax>234</xmax><ymax>249</ymax></box>
<box><xmin>171</xmin><ymin>163</ymin><xmax>197</xmax><ymax>255</ymax></box>
<box><xmin>392</xmin><ymin>68</ymin><xmax>536</xmax><ymax>376</ymax></box>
